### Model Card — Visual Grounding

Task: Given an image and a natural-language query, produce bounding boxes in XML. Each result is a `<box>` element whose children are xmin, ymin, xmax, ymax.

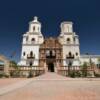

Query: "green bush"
<box><xmin>75</xmin><ymin>71</ymin><xmax>82</xmax><ymax>77</ymax></box>
<box><xmin>27</xmin><ymin>70</ymin><xmax>33</xmax><ymax>78</ymax></box>
<box><xmin>10</xmin><ymin>71</ymin><xmax>20</xmax><ymax>78</ymax></box>
<box><xmin>81</xmin><ymin>62</ymin><xmax>88</xmax><ymax>77</ymax></box>
<box><xmin>0</xmin><ymin>73</ymin><xmax>4</xmax><ymax>78</ymax></box>
<box><xmin>86</xmin><ymin>72</ymin><xmax>93</xmax><ymax>77</ymax></box>
<box><xmin>69</xmin><ymin>71</ymin><xmax>75</xmax><ymax>78</ymax></box>
<box><xmin>69</xmin><ymin>71</ymin><xmax>82</xmax><ymax>78</ymax></box>
<box><xmin>94</xmin><ymin>73</ymin><xmax>100</xmax><ymax>77</ymax></box>
<box><xmin>0</xmin><ymin>73</ymin><xmax>9</xmax><ymax>78</ymax></box>
<box><xmin>4</xmin><ymin>74</ymin><xmax>9</xmax><ymax>78</ymax></box>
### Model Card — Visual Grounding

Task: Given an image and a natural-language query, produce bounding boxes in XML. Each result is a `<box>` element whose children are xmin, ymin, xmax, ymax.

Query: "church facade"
<box><xmin>18</xmin><ymin>17</ymin><xmax>100</xmax><ymax>75</ymax></box>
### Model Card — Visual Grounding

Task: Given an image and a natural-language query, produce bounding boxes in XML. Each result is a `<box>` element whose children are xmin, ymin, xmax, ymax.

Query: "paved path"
<box><xmin>0</xmin><ymin>72</ymin><xmax>100</xmax><ymax>100</ymax></box>
<box><xmin>0</xmin><ymin>78</ymin><xmax>26</xmax><ymax>88</ymax></box>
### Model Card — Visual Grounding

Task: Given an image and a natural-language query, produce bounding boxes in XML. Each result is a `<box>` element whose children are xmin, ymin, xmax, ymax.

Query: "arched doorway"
<box><xmin>29</xmin><ymin>61</ymin><xmax>33</xmax><ymax>66</ymax></box>
<box><xmin>48</xmin><ymin>63</ymin><xmax>54</xmax><ymax>72</ymax></box>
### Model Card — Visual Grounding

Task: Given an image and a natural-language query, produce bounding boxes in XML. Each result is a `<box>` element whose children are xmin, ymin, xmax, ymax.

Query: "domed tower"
<box><xmin>28</xmin><ymin>16</ymin><xmax>44</xmax><ymax>44</ymax></box>
<box><xmin>61</xmin><ymin>21</ymin><xmax>73</xmax><ymax>33</ymax></box>
<box><xmin>18</xmin><ymin>16</ymin><xmax>44</xmax><ymax>66</ymax></box>
<box><xmin>29</xmin><ymin>16</ymin><xmax>41</xmax><ymax>33</ymax></box>
<box><xmin>58</xmin><ymin>21</ymin><xmax>80</xmax><ymax>67</ymax></box>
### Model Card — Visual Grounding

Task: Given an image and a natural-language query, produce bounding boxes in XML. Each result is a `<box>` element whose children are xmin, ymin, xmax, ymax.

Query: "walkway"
<box><xmin>0</xmin><ymin>72</ymin><xmax>100</xmax><ymax>100</ymax></box>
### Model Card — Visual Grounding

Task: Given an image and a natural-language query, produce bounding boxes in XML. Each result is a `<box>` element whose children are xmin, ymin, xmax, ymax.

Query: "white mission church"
<box><xmin>18</xmin><ymin>16</ymin><xmax>100</xmax><ymax>74</ymax></box>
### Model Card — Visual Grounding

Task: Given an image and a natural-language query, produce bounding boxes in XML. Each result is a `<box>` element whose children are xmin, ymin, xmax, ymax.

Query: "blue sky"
<box><xmin>0</xmin><ymin>0</ymin><xmax>100</xmax><ymax>62</ymax></box>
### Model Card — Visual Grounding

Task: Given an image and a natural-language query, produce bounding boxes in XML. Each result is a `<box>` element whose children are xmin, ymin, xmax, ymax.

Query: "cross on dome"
<box><xmin>33</xmin><ymin>16</ymin><xmax>38</xmax><ymax>22</ymax></box>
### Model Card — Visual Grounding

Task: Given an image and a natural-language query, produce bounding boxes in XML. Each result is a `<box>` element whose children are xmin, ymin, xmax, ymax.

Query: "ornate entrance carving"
<box><xmin>39</xmin><ymin>37</ymin><xmax>63</xmax><ymax>72</ymax></box>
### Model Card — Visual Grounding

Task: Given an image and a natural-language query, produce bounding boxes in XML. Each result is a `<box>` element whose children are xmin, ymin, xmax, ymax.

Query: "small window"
<box><xmin>33</xmin><ymin>26</ymin><xmax>35</xmax><ymax>31</ymax></box>
<box><xmin>76</xmin><ymin>52</ymin><xmax>78</xmax><ymax>56</ymax></box>
<box><xmin>73</xmin><ymin>37</ymin><xmax>75</xmax><ymax>41</ymax></box>
<box><xmin>23</xmin><ymin>52</ymin><xmax>26</xmax><ymax>56</ymax></box>
<box><xmin>29</xmin><ymin>61</ymin><xmax>33</xmax><ymax>66</ymax></box>
<box><xmin>31</xmin><ymin>38</ymin><xmax>35</xmax><ymax>42</ymax></box>
<box><xmin>26</xmin><ymin>36</ymin><xmax>28</xmax><ymax>41</ymax></box>
<box><xmin>30</xmin><ymin>51</ymin><xmax>33</xmax><ymax>57</ymax></box>
<box><xmin>69</xmin><ymin>52</ymin><xmax>72</xmax><ymax>57</ymax></box>
<box><xmin>67</xmin><ymin>38</ymin><xmax>71</xmax><ymax>44</ymax></box>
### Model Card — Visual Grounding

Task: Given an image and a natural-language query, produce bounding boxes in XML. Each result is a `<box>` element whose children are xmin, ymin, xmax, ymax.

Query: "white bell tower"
<box><xmin>58</xmin><ymin>21</ymin><xmax>80</xmax><ymax>66</ymax></box>
<box><xmin>18</xmin><ymin>16</ymin><xmax>44</xmax><ymax>66</ymax></box>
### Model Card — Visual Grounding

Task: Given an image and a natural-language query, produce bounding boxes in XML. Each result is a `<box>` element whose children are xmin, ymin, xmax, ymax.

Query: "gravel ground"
<box><xmin>0</xmin><ymin>78</ymin><xmax>26</xmax><ymax>88</ymax></box>
<box><xmin>0</xmin><ymin>72</ymin><xmax>100</xmax><ymax>100</ymax></box>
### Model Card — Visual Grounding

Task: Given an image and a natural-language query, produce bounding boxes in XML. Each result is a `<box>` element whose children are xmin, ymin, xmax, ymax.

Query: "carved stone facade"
<box><xmin>39</xmin><ymin>38</ymin><xmax>63</xmax><ymax>72</ymax></box>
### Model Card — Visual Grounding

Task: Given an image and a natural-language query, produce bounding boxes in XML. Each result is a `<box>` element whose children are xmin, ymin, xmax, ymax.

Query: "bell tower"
<box><xmin>29</xmin><ymin>16</ymin><xmax>41</xmax><ymax>33</ymax></box>
<box><xmin>58</xmin><ymin>21</ymin><xmax>80</xmax><ymax>66</ymax></box>
<box><xmin>18</xmin><ymin>16</ymin><xmax>44</xmax><ymax>66</ymax></box>
<box><xmin>61</xmin><ymin>22</ymin><xmax>73</xmax><ymax>33</ymax></box>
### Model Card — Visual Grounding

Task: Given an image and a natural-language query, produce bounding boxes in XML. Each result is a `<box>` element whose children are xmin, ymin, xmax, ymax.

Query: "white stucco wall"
<box><xmin>18</xmin><ymin>17</ymin><xmax>44</xmax><ymax>66</ymax></box>
<box><xmin>80</xmin><ymin>55</ymin><xmax>100</xmax><ymax>65</ymax></box>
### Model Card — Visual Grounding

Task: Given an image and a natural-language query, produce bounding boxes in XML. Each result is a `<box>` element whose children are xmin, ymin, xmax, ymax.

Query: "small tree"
<box><xmin>89</xmin><ymin>58</ymin><xmax>96</xmax><ymax>69</ymax></box>
<box><xmin>81</xmin><ymin>62</ymin><xmax>88</xmax><ymax>77</ymax></box>
<box><xmin>98</xmin><ymin>58</ymin><xmax>100</xmax><ymax>68</ymax></box>
<box><xmin>28</xmin><ymin>70</ymin><xmax>33</xmax><ymax>78</ymax></box>
<box><xmin>10</xmin><ymin>61</ymin><xmax>18</xmax><ymax>69</ymax></box>
<box><xmin>10</xmin><ymin>61</ymin><xmax>20</xmax><ymax>77</ymax></box>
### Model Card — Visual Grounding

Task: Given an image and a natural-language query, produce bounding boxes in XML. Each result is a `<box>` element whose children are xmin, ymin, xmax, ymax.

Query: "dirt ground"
<box><xmin>0</xmin><ymin>73</ymin><xmax>100</xmax><ymax>100</ymax></box>
<box><xmin>0</xmin><ymin>78</ymin><xmax>26</xmax><ymax>88</ymax></box>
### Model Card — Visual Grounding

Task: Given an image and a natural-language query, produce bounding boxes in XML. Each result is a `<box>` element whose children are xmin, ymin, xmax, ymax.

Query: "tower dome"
<box><xmin>60</xmin><ymin>21</ymin><xmax>73</xmax><ymax>33</ymax></box>
<box><xmin>29</xmin><ymin>16</ymin><xmax>41</xmax><ymax>33</ymax></box>
<box><xmin>32</xmin><ymin>16</ymin><xmax>40</xmax><ymax>24</ymax></box>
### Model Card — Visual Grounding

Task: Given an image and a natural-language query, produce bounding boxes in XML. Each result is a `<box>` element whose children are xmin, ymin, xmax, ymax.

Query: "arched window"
<box><xmin>29</xmin><ymin>61</ymin><xmax>33</xmax><ymax>66</ymax></box>
<box><xmin>67</xmin><ymin>38</ymin><xmax>71</xmax><ymax>44</ymax></box>
<box><xmin>30</xmin><ymin>51</ymin><xmax>33</xmax><ymax>57</ymax></box>
<box><xmin>23</xmin><ymin>52</ymin><xmax>26</xmax><ymax>56</ymax></box>
<box><xmin>67</xmin><ymin>52</ymin><xmax>74</xmax><ymax>59</ymax></box>
<box><xmin>31</xmin><ymin>38</ymin><xmax>35</xmax><ymax>44</ymax></box>
<box><xmin>69</xmin><ymin>52</ymin><xmax>72</xmax><ymax>57</ymax></box>
<box><xmin>33</xmin><ymin>26</ymin><xmax>35</xmax><ymax>31</ymax></box>
<box><xmin>73</xmin><ymin>37</ymin><xmax>75</xmax><ymax>42</ymax></box>
<box><xmin>26</xmin><ymin>36</ymin><xmax>28</xmax><ymax>41</ymax></box>
<box><xmin>68</xmin><ymin>61</ymin><xmax>72</xmax><ymax>66</ymax></box>
<box><xmin>31</xmin><ymin>38</ymin><xmax>35</xmax><ymax>41</ymax></box>
<box><xmin>76</xmin><ymin>52</ymin><xmax>78</xmax><ymax>56</ymax></box>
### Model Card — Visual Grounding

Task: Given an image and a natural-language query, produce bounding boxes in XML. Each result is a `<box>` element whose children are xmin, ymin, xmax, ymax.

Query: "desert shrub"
<box><xmin>28</xmin><ymin>70</ymin><xmax>33</xmax><ymax>78</ymax></box>
<box><xmin>69</xmin><ymin>71</ymin><xmax>75</xmax><ymax>78</ymax></box>
<box><xmin>10</xmin><ymin>70</ymin><xmax>20</xmax><ymax>78</ymax></box>
<box><xmin>94</xmin><ymin>72</ymin><xmax>100</xmax><ymax>77</ymax></box>
<box><xmin>74</xmin><ymin>71</ymin><xmax>82</xmax><ymax>77</ymax></box>
<box><xmin>69</xmin><ymin>71</ymin><xmax>82</xmax><ymax>78</ymax></box>
<box><xmin>81</xmin><ymin>62</ymin><xmax>88</xmax><ymax>77</ymax></box>
<box><xmin>0</xmin><ymin>73</ymin><xmax>4</xmax><ymax>78</ymax></box>
<box><xmin>86</xmin><ymin>72</ymin><xmax>94</xmax><ymax>78</ymax></box>
<box><xmin>0</xmin><ymin>73</ymin><xmax>9</xmax><ymax>78</ymax></box>
<box><xmin>4</xmin><ymin>74</ymin><xmax>9</xmax><ymax>78</ymax></box>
